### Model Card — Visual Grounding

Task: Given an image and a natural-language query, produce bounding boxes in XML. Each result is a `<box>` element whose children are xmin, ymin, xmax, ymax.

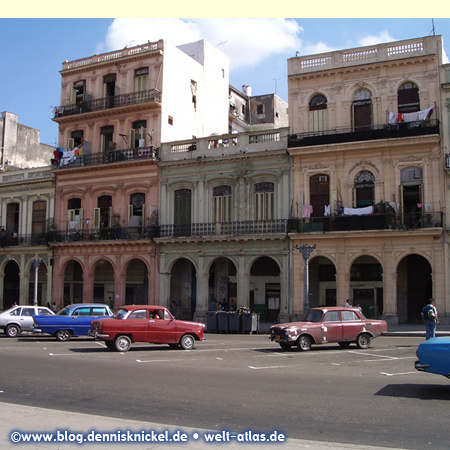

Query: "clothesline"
<box><xmin>388</xmin><ymin>106</ymin><xmax>434</xmax><ymax>125</ymax></box>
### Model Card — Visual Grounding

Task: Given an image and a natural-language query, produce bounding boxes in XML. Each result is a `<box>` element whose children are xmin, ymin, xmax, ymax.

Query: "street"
<box><xmin>1</xmin><ymin>332</ymin><xmax>449</xmax><ymax>449</ymax></box>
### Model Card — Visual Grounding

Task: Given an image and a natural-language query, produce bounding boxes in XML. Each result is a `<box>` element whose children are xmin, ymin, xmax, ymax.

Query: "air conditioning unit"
<box><xmin>319</xmin><ymin>175</ymin><xmax>328</xmax><ymax>182</ymax></box>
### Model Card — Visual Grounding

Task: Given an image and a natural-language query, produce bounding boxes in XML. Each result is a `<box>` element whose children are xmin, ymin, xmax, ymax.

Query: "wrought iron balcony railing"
<box><xmin>51</xmin><ymin>146</ymin><xmax>159</xmax><ymax>170</ymax></box>
<box><xmin>45</xmin><ymin>226</ymin><xmax>160</xmax><ymax>244</ymax></box>
<box><xmin>53</xmin><ymin>89</ymin><xmax>161</xmax><ymax>119</ymax></box>
<box><xmin>289</xmin><ymin>211</ymin><xmax>443</xmax><ymax>233</ymax></box>
<box><xmin>159</xmin><ymin>220</ymin><xmax>289</xmax><ymax>238</ymax></box>
<box><xmin>288</xmin><ymin>120</ymin><xmax>439</xmax><ymax>148</ymax></box>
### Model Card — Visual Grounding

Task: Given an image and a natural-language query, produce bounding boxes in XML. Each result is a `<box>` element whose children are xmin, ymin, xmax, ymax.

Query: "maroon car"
<box><xmin>90</xmin><ymin>305</ymin><xmax>205</xmax><ymax>352</ymax></box>
<box><xmin>270</xmin><ymin>307</ymin><xmax>387</xmax><ymax>351</ymax></box>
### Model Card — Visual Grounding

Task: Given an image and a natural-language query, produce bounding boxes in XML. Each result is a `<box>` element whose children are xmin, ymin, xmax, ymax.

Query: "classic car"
<box><xmin>0</xmin><ymin>305</ymin><xmax>54</xmax><ymax>337</ymax></box>
<box><xmin>415</xmin><ymin>337</ymin><xmax>450</xmax><ymax>378</ymax></box>
<box><xmin>270</xmin><ymin>307</ymin><xmax>388</xmax><ymax>351</ymax></box>
<box><xmin>90</xmin><ymin>305</ymin><xmax>205</xmax><ymax>352</ymax></box>
<box><xmin>32</xmin><ymin>303</ymin><xmax>113</xmax><ymax>341</ymax></box>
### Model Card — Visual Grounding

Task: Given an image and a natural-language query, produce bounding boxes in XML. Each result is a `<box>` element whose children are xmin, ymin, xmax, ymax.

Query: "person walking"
<box><xmin>421</xmin><ymin>298</ymin><xmax>439</xmax><ymax>340</ymax></box>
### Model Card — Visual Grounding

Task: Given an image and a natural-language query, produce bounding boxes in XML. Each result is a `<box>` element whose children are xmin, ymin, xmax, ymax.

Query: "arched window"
<box><xmin>352</xmin><ymin>88</ymin><xmax>372</xmax><ymax>131</ymax></box>
<box><xmin>309</xmin><ymin>94</ymin><xmax>328</xmax><ymax>133</ymax></box>
<box><xmin>354</xmin><ymin>171</ymin><xmax>375</xmax><ymax>207</ymax></box>
<box><xmin>398</xmin><ymin>82</ymin><xmax>419</xmax><ymax>113</ymax></box>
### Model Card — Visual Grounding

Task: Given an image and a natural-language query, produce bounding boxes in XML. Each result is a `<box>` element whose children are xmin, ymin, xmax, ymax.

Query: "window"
<box><xmin>309</xmin><ymin>174</ymin><xmax>329</xmax><ymax>218</ymax></box>
<box><xmin>69</xmin><ymin>130</ymin><xmax>84</xmax><ymax>148</ymax></box>
<box><xmin>130</xmin><ymin>120</ymin><xmax>147</xmax><ymax>148</ymax></box>
<box><xmin>134</xmin><ymin>68</ymin><xmax>148</xmax><ymax>92</ymax></box>
<box><xmin>254</xmin><ymin>182</ymin><xmax>274</xmax><ymax>220</ymax></box>
<box><xmin>71</xmin><ymin>80</ymin><xmax>86</xmax><ymax>104</ymax></box>
<box><xmin>354</xmin><ymin>171</ymin><xmax>375</xmax><ymax>207</ymax></box>
<box><xmin>129</xmin><ymin>310</ymin><xmax>147</xmax><ymax>320</ymax></box>
<box><xmin>352</xmin><ymin>88</ymin><xmax>372</xmax><ymax>131</ymax></box>
<box><xmin>309</xmin><ymin>94</ymin><xmax>328</xmax><ymax>133</ymax></box>
<box><xmin>129</xmin><ymin>193</ymin><xmax>145</xmax><ymax>227</ymax></box>
<box><xmin>323</xmin><ymin>311</ymin><xmax>340</xmax><ymax>322</ymax></box>
<box><xmin>100</xmin><ymin>126</ymin><xmax>114</xmax><ymax>152</ymax></box>
<box><xmin>257</xmin><ymin>104</ymin><xmax>264</xmax><ymax>115</ymax></box>
<box><xmin>168</xmin><ymin>116</ymin><xmax>173</xmax><ymax>126</ymax></box>
<box><xmin>174</xmin><ymin>189</ymin><xmax>192</xmax><ymax>237</ymax></box>
<box><xmin>103</xmin><ymin>74</ymin><xmax>116</xmax><ymax>108</ymax></box>
<box><xmin>398</xmin><ymin>82</ymin><xmax>419</xmax><ymax>113</ymax></box>
<box><xmin>91</xmin><ymin>307</ymin><xmax>108</xmax><ymax>316</ymax></box>
<box><xmin>95</xmin><ymin>195</ymin><xmax>112</xmax><ymax>228</ymax></box>
<box><xmin>72</xmin><ymin>307</ymin><xmax>91</xmax><ymax>316</ymax></box>
<box><xmin>32</xmin><ymin>200</ymin><xmax>46</xmax><ymax>240</ymax></box>
<box><xmin>341</xmin><ymin>311</ymin><xmax>361</xmax><ymax>321</ymax></box>
<box><xmin>67</xmin><ymin>198</ymin><xmax>83</xmax><ymax>230</ymax></box>
<box><xmin>22</xmin><ymin>308</ymin><xmax>35</xmax><ymax>317</ymax></box>
<box><xmin>6</xmin><ymin>203</ymin><xmax>19</xmax><ymax>233</ymax></box>
<box><xmin>213</xmin><ymin>185</ymin><xmax>231</xmax><ymax>223</ymax></box>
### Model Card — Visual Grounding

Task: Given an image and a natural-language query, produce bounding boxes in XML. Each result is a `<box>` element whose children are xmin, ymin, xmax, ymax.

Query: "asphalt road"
<box><xmin>1</xmin><ymin>332</ymin><xmax>449</xmax><ymax>449</ymax></box>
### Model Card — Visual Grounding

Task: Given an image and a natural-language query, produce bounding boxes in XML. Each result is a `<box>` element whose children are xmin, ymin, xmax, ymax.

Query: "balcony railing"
<box><xmin>53</xmin><ymin>89</ymin><xmax>161</xmax><ymax>119</ymax></box>
<box><xmin>289</xmin><ymin>211</ymin><xmax>443</xmax><ymax>233</ymax></box>
<box><xmin>288</xmin><ymin>120</ymin><xmax>439</xmax><ymax>148</ymax></box>
<box><xmin>0</xmin><ymin>233</ymin><xmax>52</xmax><ymax>248</ymax></box>
<box><xmin>45</xmin><ymin>226</ymin><xmax>160</xmax><ymax>244</ymax></box>
<box><xmin>51</xmin><ymin>146</ymin><xmax>159</xmax><ymax>170</ymax></box>
<box><xmin>159</xmin><ymin>220</ymin><xmax>289</xmax><ymax>238</ymax></box>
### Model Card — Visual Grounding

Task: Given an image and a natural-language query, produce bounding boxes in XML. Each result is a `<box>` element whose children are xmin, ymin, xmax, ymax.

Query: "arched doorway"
<box><xmin>397</xmin><ymin>254</ymin><xmax>432</xmax><ymax>323</ymax></box>
<box><xmin>3</xmin><ymin>260</ymin><xmax>20</xmax><ymax>309</ymax></box>
<box><xmin>250</xmin><ymin>256</ymin><xmax>281</xmax><ymax>321</ymax></box>
<box><xmin>93</xmin><ymin>259</ymin><xmax>115</xmax><ymax>305</ymax></box>
<box><xmin>309</xmin><ymin>256</ymin><xmax>336</xmax><ymax>308</ymax></box>
<box><xmin>209</xmin><ymin>257</ymin><xmax>236</xmax><ymax>312</ymax></box>
<box><xmin>170</xmin><ymin>258</ymin><xmax>196</xmax><ymax>320</ymax></box>
<box><xmin>63</xmin><ymin>260</ymin><xmax>83</xmax><ymax>305</ymax></box>
<box><xmin>125</xmin><ymin>259</ymin><xmax>148</xmax><ymax>305</ymax></box>
<box><xmin>350</xmin><ymin>256</ymin><xmax>383</xmax><ymax>318</ymax></box>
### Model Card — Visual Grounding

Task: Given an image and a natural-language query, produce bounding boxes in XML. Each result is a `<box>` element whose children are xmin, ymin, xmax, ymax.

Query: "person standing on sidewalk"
<box><xmin>421</xmin><ymin>298</ymin><xmax>439</xmax><ymax>340</ymax></box>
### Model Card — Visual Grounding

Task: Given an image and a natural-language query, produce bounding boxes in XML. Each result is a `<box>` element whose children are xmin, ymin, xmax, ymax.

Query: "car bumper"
<box><xmin>415</xmin><ymin>360</ymin><xmax>430</xmax><ymax>371</ymax></box>
<box><xmin>88</xmin><ymin>330</ymin><xmax>109</xmax><ymax>339</ymax></box>
<box><xmin>32</xmin><ymin>328</ymin><xmax>43</xmax><ymax>334</ymax></box>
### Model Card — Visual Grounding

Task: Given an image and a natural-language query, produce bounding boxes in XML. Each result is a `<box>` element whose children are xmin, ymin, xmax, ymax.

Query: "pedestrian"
<box><xmin>356</xmin><ymin>303</ymin><xmax>363</xmax><ymax>312</ymax></box>
<box><xmin>345</xmin><ymin>299</ymin><xmax>351</xmax><ymax>307</ymax></box>
<box><xmin>51</xmin><ymin>302</ymin><xmax>58</xmax><ymax>313</ymax></box>
<box><xmin>421</xmin><ymin>298</ymin><xmax>439</xmax><ymax>340</ymax></box>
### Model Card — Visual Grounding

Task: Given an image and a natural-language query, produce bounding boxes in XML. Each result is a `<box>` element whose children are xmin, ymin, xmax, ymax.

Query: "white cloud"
<box><xmin>358</xmin><ymin>30</ymin><xmax>394</xmax><ymax>47</ymax></box>
<box><xmin>102</xmin><ymin>18</ymin><xmax>303</xmax><ymax>70</ymax></box>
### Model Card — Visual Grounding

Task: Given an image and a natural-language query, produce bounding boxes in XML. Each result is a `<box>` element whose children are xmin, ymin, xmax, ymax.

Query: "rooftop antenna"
<box><xmin>216</xmin><ymin>40</ymin><xmax>228</xmax><ymax>48</ymax></box>
<box><xmin>431</xmin><ymin>18</ymin><xmax>436</xmax><ymax>36</ymax></box>
<box><xmin>272</xmin><ymin>78</ymin><xmax>280</xmax><ymax>95</ymax></box>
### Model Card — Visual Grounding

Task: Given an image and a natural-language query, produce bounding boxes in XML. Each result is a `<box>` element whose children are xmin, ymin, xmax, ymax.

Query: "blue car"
<box><xmin>415</xmin><ymin>337</ymin><xmax>450</xmax><ymax>379</ymax></box>
<box><xmin>32</xmin><ymin>303</ymin><xmax>113</xmax><ymax>341</ymax></box>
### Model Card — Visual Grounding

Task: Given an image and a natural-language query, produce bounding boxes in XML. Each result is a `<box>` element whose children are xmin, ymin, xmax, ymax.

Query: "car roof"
<box><xmin>64</xmin><ymin>303</ymin><xmax>110</xmax><ymax>310</ymax></box>
<box><xmin>310</xmin><ymin>306</ymin><xmax>360</xmax><ymax>312</ymax></box>
<box><xmin>118</xmin><ymin>305</ymin><xmax>166</xmax><ymax>312</ymax></box>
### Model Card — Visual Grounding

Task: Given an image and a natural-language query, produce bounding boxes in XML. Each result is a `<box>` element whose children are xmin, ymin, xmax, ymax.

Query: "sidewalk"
<box><xmin>0</xmin><ymin>402</ymin><xmax>410</xmax><ymax>450</ymax></box>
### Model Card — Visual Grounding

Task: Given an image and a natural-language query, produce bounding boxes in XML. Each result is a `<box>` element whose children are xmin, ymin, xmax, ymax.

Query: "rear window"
<box><xmin>91</xmin><ymin>308</ymin><xmax>108</xmax><ymax>316</ymax></box>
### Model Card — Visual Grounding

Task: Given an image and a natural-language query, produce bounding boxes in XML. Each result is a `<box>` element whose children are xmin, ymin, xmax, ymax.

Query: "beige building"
<box><xmin>287</xmin><ymin>36</ymin><xmax>449</xmax><ymax>324</ymax></box>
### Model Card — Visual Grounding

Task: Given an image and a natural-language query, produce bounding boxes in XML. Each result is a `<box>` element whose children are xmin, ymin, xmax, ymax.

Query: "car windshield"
<box><xmin>113</xmin><ymin>308</ymin><xmax>128</xmax><ymax>319</ymax></box>
<box><xmin>56</xmin><ymin>307</ymin><xmax>70</xmax><ymax>316</ymax></box>
<box><xmin>304</xmin><ymin>310</ymin><xmax>323</xmax><ymax>323</ymax></box>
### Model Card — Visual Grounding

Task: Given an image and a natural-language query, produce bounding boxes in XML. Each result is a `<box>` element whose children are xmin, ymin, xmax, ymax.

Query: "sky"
<box><xmin>1</xmin><ymin>17</ymin><xmax>450</xmax><ymax>147</ymax></box>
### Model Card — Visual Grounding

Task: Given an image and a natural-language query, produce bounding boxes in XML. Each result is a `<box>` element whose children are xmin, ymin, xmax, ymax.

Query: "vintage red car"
<box><xmin>270</xmin><ymin>307</ymin><xmax>387</xmax><ymax>351</ymax></box>
<box><xmin>90</xmin><ymin>305</ymin><xmax>205</xmax><ymax>352</ymax></box>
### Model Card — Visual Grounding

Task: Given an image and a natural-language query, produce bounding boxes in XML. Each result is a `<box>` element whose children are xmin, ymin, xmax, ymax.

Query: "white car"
<box><xmin>0</xmin><ymin>305</ymin><xmax>54</xmax><ymax>337</ymax></box>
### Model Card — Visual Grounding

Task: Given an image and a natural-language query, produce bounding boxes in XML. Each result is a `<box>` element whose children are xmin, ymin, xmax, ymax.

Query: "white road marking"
<box><xmin>248</xmin><ymin>365</ymin><xmax>287</xmax><ymax>370</ymax></box>
<box><xmin>380</xmin><ymin>371</ymin><xmax>418</xmax><ymax>377</ymax></box>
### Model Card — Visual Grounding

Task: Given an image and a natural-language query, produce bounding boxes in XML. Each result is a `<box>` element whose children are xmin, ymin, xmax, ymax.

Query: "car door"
<box><xmin>70</xmin><ymin>307</ymin><xmax>93</xmax><ymax>335</ymax></box>
<box><xmin>20</xmin><ymin>307</ymin><xmax>37</xmax><ymax>331</ymax></box>
<box><xmin>147</xmin><ymin>309</ymin><xmax>178</xmax><ymax>344</ymax></box>
<box><xmin>125</xmin><ymin>309</ymin><xmax>149</xmax><ymax>342</ymax></box>
<box><xmin>341</xmin><ymin>310</ymin><xmax>365</xmax><ymax>341</ymax></box>
<box><xmin>320</xmin><ymin>311</ymin><xmax>343</xmax><ymax>343</ymax></box>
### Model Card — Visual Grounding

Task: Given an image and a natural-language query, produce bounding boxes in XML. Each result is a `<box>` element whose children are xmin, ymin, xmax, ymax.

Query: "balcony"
<box><xmin>52</xmin><ymin>89</ymin><xmax>161</xmax><ymax>120</ymax></box>
<box><xmin>0</xmin><ymin>233</ymin><xmax>52</xmax><ymax>248</ymax></box>
<box><xmin>51</xmin><ymin>146</ymin><xmax>159</xmax><ymax>170</ymax></box>
<box><xmin>289</xmin><ymin>211</ymin><xmax>443</xmax><ymax>233</ymax></box>
<box><xmin>159</xmin><ymin>220</ymin><xmax>289</xmax><ymax>239</ymax></box>
<box><xmin>288</xmin><ymin>120</ymin><xmax>439</xmax><ymax>148</ymax></box>
<box><xmin>45</xmin><ymin>226</ymin><xmax>160</xmax><ymax>244</ymax></box>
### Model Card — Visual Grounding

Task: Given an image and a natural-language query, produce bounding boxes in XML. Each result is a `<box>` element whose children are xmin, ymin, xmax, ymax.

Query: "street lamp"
<box><xmin>31</xmin><ymin>258</ymin><xmax>42</xmax><ymax>306</ymax></box>
<box><xmin>296</xmin><ymin>244</ymin><xmax>316</xmax><ymax>314</ymax></box>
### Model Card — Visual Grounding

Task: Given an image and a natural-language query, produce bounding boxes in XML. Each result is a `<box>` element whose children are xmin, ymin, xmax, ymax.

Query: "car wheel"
<box><xmin>338</xmin><ymin>342</ymin><xmax>351</xmax><ymax>349</ymax></box>
<box><xmin>279</xmin><ymin>343</ymin><xmax>292</xmax><ymax>351</ymax></box>
<box><xmin>105</xmin><ymin>341</ymin><xmax>115</xmax><ymax>351</ymax></box>
<box><xmin>297</xmin><ymin>335</ymin><xmax>312</xmax><ymax>352</ymax></box>
<box><xmin>356</xmin><ymin>333</ymin><xmax>371</xmax><ymax>349</ymax></box>
<box><xmin>180</xmin><ymin>334</ymin><xmax>195</xmax><ymax>350</ymax></box>
<box><xmin>169</xmin><ymin>343</ymin><xmax>179</xmax><ymax>349</ymax></box>
<box><xmin>55</xmin><ymin>329</ymin><xmax>72</xmax><ymax>341</ymax></box>
<box><xmin>115</xmin><ymin>335</ymin><xmax>131</xmax><ymax>352</ymax></box>
<box><xmin>6</xmin><ymin>324</ymin><xmax>20</xmax><ymax>338</ymax></box>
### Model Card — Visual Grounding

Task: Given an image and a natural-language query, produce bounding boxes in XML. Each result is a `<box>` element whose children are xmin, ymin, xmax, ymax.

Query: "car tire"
<box><xmin>55</xmin><ymin>329</ymin><xmax>72</xmax><ymax>341</ymax></box>
<box><xmin>297</xmin><ymin>335</ymin><xmax>312</xmax><ymax>352</ymax></box>
<box><xmin>180</xmin><ymin>334</ymin><xmax>195</xmax><ymax>350</ymax></box>
<box><xmin>105</xmin><ymin>341</ymin><xmax>115</xmax><ymax>351</ymax></box>
<box><xmin>6</xmin><ymin>324</ymin><xmax>20</xmax><ymax>338</ymax></box>
<box><xmin>356</xmin><ymin>333</ymin><xmax>371</xmax><ymax>349</ymax></box>
<box><xmin>338</xmin><ymin>342</ymin><xmax>351</xmax><ymax>349</ymax></box>
<box><xmin>115</xmin><ymin>335</ymin><xmax>131</xmax><ymax>352</ymax></box>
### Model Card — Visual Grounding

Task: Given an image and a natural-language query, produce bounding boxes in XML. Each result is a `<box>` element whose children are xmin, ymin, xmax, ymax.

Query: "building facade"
<box><xmin>48</xmin><ymin>39</ymin><xmax>230</xmax><ymax>309</ymax></box>
<box><xmin>157</xmin><ymin>128</ymin><xmax>291</xmax><ymax>322</ymax></box>
<box><xmin>287</xmin><ymin>36</ymin><xmax>449</xmax><ymax>324</ymax></box>
<box><xmin>0</xmin><ymin>166</ymin><xmax>55</xmax><ymax>309</ymax></box>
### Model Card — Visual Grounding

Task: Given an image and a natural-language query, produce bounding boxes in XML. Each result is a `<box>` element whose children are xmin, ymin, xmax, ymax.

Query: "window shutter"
<box><xmin>70</xmin><ymin>88</ymin><xmax>77</xmax><ymax>104</ymax></box>
<box><xmin>141</xmin><ymin>203</ymin><xmax>146</xmax><ymax>230</ymax></box>
<box><xmin>108</xmin><ymin>207</ymin><xmax>113</xmax><ymax>227</ymax></box>
<box><xmin>129</xmin><ymin>129</ymin><xmax>136</xmax><ymax>149</ymax></box>
<box><xmin>67</xmin><ymin>209</ymin><xmax>75</xmax><ymax>230</ymax></box>
<box><xmin>94</xmin><ymin>208</ymin><xmax>100</xmax><ymax>228</ymax></box>
<box><xmin>352</xmin><ymin>187</ymin><xmax>356</xmax><ymax>208</ymax></box>
<box><xmin>68</xmin><ymin>138</ymin><xmax>75</xmax><ymax>149</ymax></box>
<box><xmin>78</xmin><ymin>209</ymin><xmax>84</xmax><ymax>229</ymax></box>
